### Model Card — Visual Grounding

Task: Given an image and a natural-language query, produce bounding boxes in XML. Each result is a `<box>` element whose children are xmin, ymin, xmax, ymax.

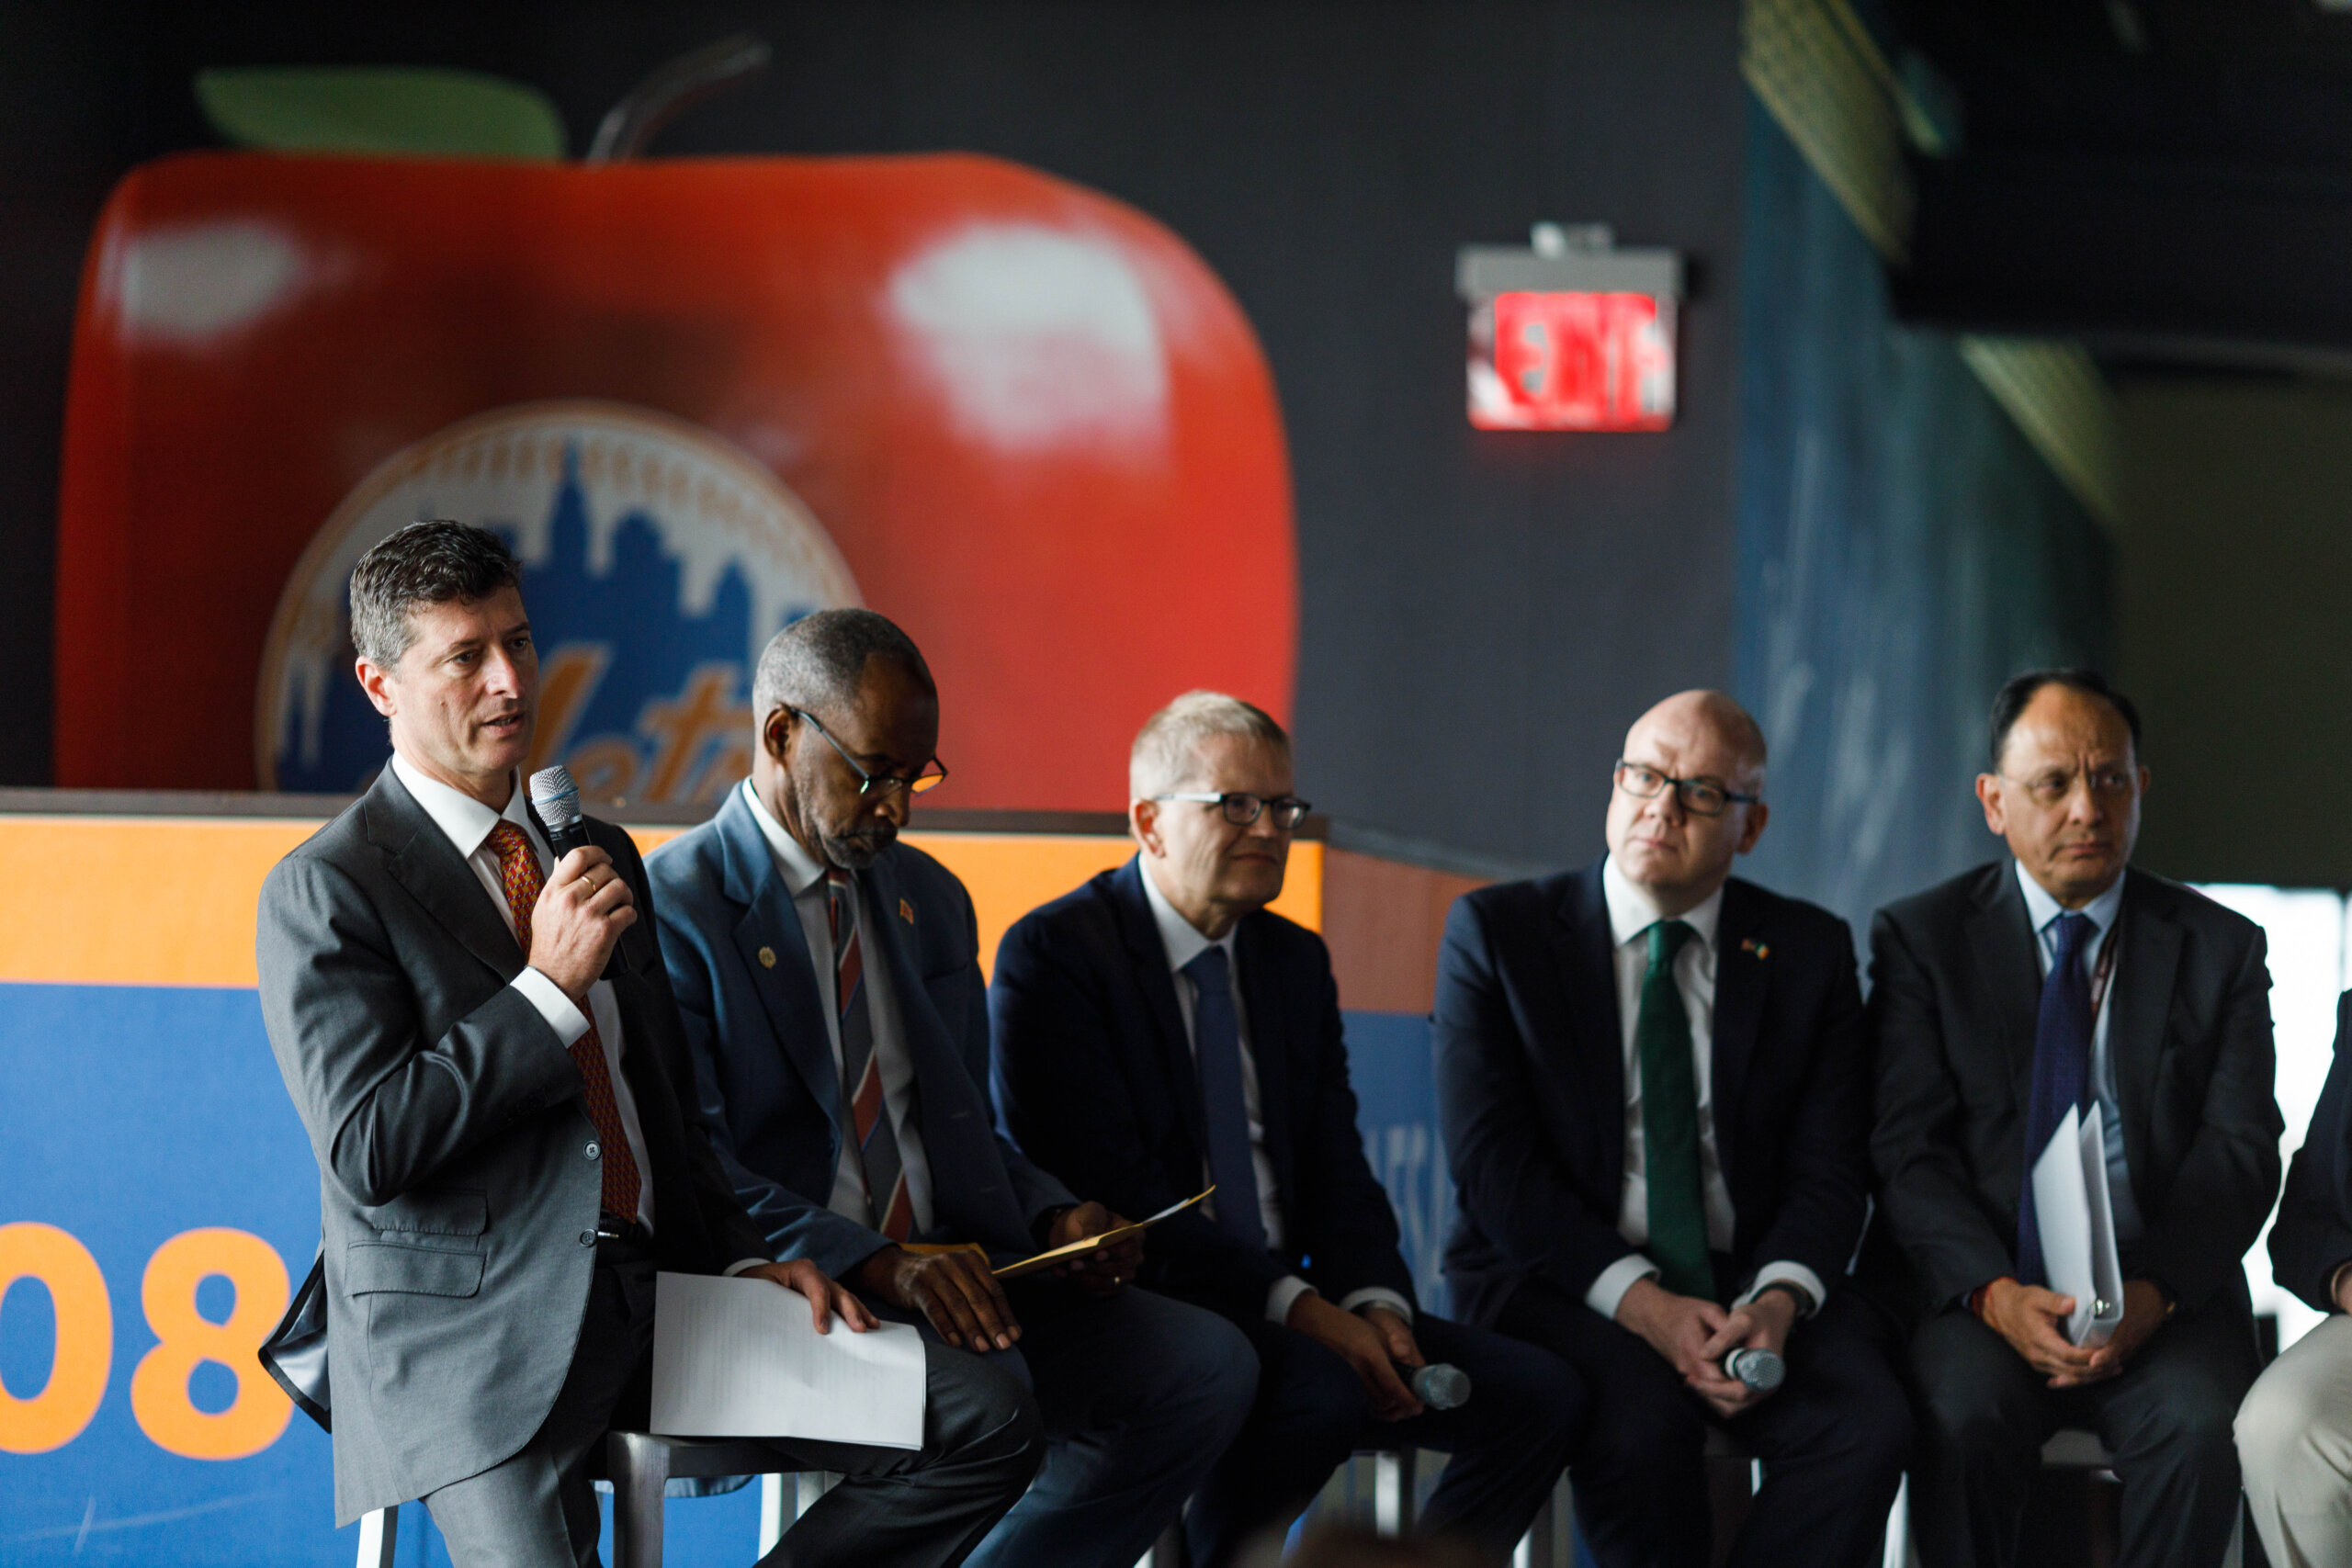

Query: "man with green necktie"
<box><xmin>1435</xmin><ymin>690</ymin><xmax>1912</xmax><ymax>1568</ymax></box>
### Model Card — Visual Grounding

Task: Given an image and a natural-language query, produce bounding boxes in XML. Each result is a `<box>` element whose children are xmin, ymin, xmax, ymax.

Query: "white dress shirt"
<box><xmin>1139</xmin><ymin>859</ymin><xmax>1414</xmax><ymax>1327</ymax></box>
<box><xmin>2014</xmin><ymin>861</ymin><xmax>2143</xmax><ymax>1243</ymax></box>
<box><xmin>1585</xmin><ymin>854</ymin><xmax>1827</xmax><ymax>1321</ymax></box>
<box><xmin>742</xmin><ymin>781</ymin><xmax>938</xmax><ymax>1238</ymax></box>
<box><xmin>390</xmin><ymin>754</ymin><xmax>656</xmax><ymax>1231</ymax></box>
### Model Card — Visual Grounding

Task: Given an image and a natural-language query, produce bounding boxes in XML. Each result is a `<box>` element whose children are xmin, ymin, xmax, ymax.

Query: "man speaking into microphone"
<box><xmin>256</xmin><ymin>521</ymin><xmax>1040</xmax><ymax>1568</ymax></box>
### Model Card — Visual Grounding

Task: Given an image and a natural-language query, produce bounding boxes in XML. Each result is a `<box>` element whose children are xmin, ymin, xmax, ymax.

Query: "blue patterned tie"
<box><xmin>1185</xmin><ymin>946</ymin><xmax>1267</xmax><ymax>1249</ymax></box>
<box><xmin>2017</xmin><ymin>911</ymin><xmax>2096</xmax><ymax>1287</ymax></box>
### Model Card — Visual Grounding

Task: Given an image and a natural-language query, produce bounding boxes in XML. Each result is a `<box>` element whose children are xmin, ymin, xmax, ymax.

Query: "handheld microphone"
<box><xmin>529</xmin><ymin>765</ymin><xmax>628</xmax><ymax>978</ymax></box>
<box><xmin>1409</xmin><ymin>1363</ymin><xmax>1471</xmax><ymax>1410</ymax></box>
<box><xmin>1722</xmin><ymin>1347</ymin><xmax>1785</xmax><ymax>1393</ymax></box>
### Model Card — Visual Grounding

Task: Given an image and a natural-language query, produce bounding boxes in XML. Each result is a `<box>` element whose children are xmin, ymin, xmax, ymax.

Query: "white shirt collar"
<box><xmin>1139</xmin><ymin>854</ymin><xmax>1234</xmax><ymax>976</ymax></box>
<box><xmin>1600</xmin><ymin>853</ymin><xmax>1724</xmax><ymax>953</ymax></box>
<box><xmin>391</xmin><ymin>753</ymin><xmax>536</xmax><ymax>861</ymax></box>
<box><xmin>2015</xmin><ymin>857</ymin><xmax>2124</xmax><ymax>941</ymax></box>
<box><xmin>741</xmin><ymin>778</ymin><xmax>831</xmax><ymax>897</ymax></box>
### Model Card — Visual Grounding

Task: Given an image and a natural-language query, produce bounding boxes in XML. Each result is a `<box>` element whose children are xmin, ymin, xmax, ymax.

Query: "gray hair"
<box><xmin>752</xmin><ymin>608</ymin><xmax>934</xmax><ymax>719</ymax></box>
<box><xmin>1130</xmin><ymin>690</ymin><xmax>1290</xmax><ymax>799</ymax></box>
<box><xmin>348</xmin><ymin>520</ymin><xmax>521</xmax><ymax>669</ymax></box>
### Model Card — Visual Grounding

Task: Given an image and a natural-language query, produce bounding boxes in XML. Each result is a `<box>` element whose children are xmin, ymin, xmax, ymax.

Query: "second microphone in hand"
<box><xmin>529</xmin><ymin>764</ymin><xmax>629</xmax><ymax>979</ymax></box>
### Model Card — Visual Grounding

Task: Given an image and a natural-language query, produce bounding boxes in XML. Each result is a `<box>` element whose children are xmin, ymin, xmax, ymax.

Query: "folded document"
<box><xmin>651</xmin><ymin>1271</ymin><xmax>927</xmax><ymax>1449</ymax></box>
<box><xmin>2030</xmin><ymin>1104</ymin><xmax>2127</xmax><ymax>1348</ymax></box>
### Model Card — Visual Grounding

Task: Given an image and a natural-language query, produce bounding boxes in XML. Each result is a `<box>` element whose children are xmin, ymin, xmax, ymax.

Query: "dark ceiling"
<box><xmin>1891</xmin><ymin>0</ymin><xmax>2352</xmax><ymax>373</ymax></box>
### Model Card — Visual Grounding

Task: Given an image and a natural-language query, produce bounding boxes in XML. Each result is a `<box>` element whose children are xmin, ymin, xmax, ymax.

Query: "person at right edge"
<box><xmin>1868</xmin><ymin>669</ymin><xmax>2279</xmax><ymax>1568</ymax></box>
<box><xmin>1433</xmin><ymin>690</ymin><xmax>1911</xmax><ymax>1568</ymax></box>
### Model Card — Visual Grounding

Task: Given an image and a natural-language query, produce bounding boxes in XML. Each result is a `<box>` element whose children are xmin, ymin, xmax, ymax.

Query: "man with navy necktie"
<box><xmin>1433</xmin><ymin>691</ymin><xmax>1910</xmax><ymax>1568</ymax></box>
<box><xmin>649</xmin><ymin>613</ymin><xmax>1255</xmax><ymax>1568</ymax></box>
<box><xmin>1869</xmin><ymin>670</ymin><xmax>2279</xmax><ymax>1568</ymax></box>
<box><xmin>990</xmin><ymin>692</ymin><xmax>1584</xmax><ymax>1568</ymax></box>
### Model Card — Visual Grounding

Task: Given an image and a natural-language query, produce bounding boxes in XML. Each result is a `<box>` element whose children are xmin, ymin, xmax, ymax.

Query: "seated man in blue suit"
<box><xmin>1433</xmin><ymin>691</ymin><xmax>1909</xmax><ymax>1568</ymax></box>
<box><xmin>649</xmin><ymin>612</ymin><xmax>1256</xmax><ymax>1568</ymax></box>
<box><xmin>991</xmin><ymin>691</ymin><xmax>1583</xmax><ymax>1568</ymax></box>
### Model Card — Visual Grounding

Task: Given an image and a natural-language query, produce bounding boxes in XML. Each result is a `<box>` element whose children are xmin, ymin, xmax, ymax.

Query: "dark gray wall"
<box><xmin>2120</xmin><ymin>377</ymin><xmax>2352</xmax><ymax>888</ymax></box>
<box><xmin>0</xmin><ymin>0</ymin><xmax>1749</xmax><ymax>874</ymax></box>
<box><xmin>1734</xmin><ymin>97</ymin><xmax>2113</xmax><ymax>931</ymax></box>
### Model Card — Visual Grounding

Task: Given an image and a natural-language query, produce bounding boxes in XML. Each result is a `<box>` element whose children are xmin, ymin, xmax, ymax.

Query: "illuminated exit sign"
<box><xmin>1457</xmin><ymin>224</ymin><xmax>1682</xmax><ymax>432</ymax></box>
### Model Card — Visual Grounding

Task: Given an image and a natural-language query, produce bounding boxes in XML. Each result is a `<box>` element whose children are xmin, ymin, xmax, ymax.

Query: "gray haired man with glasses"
<box><xmin>992</xmin><ymin>690</ymin><xmax>1586</xmax><ymax>1567</ymax></box>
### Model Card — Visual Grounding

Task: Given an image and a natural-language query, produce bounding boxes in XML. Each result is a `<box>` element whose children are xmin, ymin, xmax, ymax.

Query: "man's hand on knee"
<box><xmin>1975</xmin><ymin>1277</ymin><xmax>2100</xmax><ymax>1384</ymax></box>
<box><xmin>742</xmin><ymin>1260</ymin><xmax>878</xmax><ymax>1335</ymax></box>
<box><xmin>1286</xmin><ymin>1292</ymin><xmax>1423</xmax><ymax>1421</ymax></box>
<box><xmin>1616</xmin><ymin>1277</ymin><xmax>1748</xmax><ymax>1412</ymax></box>
<box><xmin>852</xmin><ymin>1245</ymin><xmax>1022</xmax><ymax>1352</ymax></box>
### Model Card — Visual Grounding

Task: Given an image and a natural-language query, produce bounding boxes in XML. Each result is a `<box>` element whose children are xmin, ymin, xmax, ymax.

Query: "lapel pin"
<box><xmin>757</xmin><ymin>945</ymin><xmax>777</xmax><ymax>969</ymax></box>
<box><xmin>1740</xmin><ymin>938</ymin><xmax>1770</xmax><ymax>960</ymax></box>
<box><xmin>899</xmin><ymin>897</ymin><xmax>915</xmax><ymax>924</ymax></box>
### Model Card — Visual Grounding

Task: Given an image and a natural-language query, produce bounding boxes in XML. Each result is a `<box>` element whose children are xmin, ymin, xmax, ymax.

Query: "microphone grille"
<box><xmin>528</xmin><ymin>765</ymin><xmax>582</xmax><ymax>829</ymax></box>
<box><xmin>1416</xmin><ymin>1362</ymin><xmax>1471</xmax><ymax>1409</ymax></box>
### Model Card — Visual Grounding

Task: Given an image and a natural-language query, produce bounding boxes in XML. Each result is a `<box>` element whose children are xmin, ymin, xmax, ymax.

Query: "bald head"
<box><xmin>1623</xmin><ymin>690</ymin><xmax>1767</xmax><ymax>789</ymax></box>
<box><xmin>1606</xmin><ymin>690</ymin><xmax>1770</xmax><ymax>914</ymax></box>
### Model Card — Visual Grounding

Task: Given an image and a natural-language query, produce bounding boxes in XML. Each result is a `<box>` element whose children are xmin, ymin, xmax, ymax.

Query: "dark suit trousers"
<box><xmin>423</xmin><ymin>1245</ymin><xmax>1044</xmax><ymax>1568</ymax></box>
<box><xmin>1493</xmin><ymin>1279</ymin><xmax>1911</xmax><ymax>1568</ymax></box>
<box><xmin>1907</xmin><ymin>1302</ymin><xmax>2257</xmax><ymax>1568</ymax></box>
<box><xmin>1185</xmin><ymin>1309</ymin><xmax>1585</xmax><ymax>1568</ymax></box>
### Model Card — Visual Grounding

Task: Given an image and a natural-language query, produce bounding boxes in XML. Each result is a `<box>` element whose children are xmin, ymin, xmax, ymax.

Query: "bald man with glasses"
<box><xmin>1435</xmin><ymin>690</ymin><xmax>1911</xmax><ymax>1568</ymax></box>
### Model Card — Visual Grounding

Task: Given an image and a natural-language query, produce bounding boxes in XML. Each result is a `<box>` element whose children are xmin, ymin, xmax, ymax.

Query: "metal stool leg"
<box><xmin>606</xmin><ymin>1431</ymin><xmax>674</xmax><ymax>1568</ymax></box>
<box><xmin>356</xmin><ymin>1505</ymin><xmax>398</xmax><ymax>1568</ymax></box>
<box><xmin>1514</xmin><ymin>1483</ymin><xmax>1556</xmax><ymax>1568</ymax></box>
<box><xmin>1373</xmin><ymin>1449</ymin><xmax>1417</xmax><ymax>1535</ymax></box>
<box><xmin>759</xmin><ymin>1473</ymin><xmax>786</xmax><ymax>1556</ymax></box>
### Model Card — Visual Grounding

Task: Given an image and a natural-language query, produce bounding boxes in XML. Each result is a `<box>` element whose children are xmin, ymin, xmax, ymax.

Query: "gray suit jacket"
<box><xmin>256</xmin><ymin>764</ymin><xmax>771</xmax><ymax>1524</ymax></box>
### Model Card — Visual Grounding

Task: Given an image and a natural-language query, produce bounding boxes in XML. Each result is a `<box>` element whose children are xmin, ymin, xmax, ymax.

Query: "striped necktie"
<box><xmin>827</xmin><ymin>868</ymin><xmax>913</xmax><ymax>1241</ymax></box>
<box><xmin>486</xmin><ymin>822</ymin><xmax>641</xmax><ymax>1222</ymax></box>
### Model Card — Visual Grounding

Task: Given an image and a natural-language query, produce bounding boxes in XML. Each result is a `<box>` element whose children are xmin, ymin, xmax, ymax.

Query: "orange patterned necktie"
<box><xmin>487</xmin><ymin>820</ymin><xmax>642</xmax><ymax>1223</ymax></box>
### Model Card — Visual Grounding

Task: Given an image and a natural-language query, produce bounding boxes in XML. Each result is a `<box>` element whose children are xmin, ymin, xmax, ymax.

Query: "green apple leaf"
<box><xmin>195</xmin><ymin>67</ymin><xmax>567</xmax><ymax>160</ymax></box>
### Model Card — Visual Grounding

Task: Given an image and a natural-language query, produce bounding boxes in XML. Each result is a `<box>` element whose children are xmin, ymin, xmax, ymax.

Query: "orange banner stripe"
<box><xmin>0</xmin><ymin>817</ymin><xmax>1319</xmax><ymax>988</ymax></box>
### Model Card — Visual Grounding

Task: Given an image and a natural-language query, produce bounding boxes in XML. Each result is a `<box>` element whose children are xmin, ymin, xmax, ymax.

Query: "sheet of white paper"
<box><xmin>2030</xmin><ymin>1105</ymin><xmax>2124</xmax><ymax>1348</ymax></box>
<box><xmin>651</xmin><ymin>1272</ymin><xmax>926</xmax><ymax>1449</ymax></box>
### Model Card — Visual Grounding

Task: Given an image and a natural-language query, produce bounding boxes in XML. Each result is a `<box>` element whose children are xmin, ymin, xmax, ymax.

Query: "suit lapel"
<box><xmin>1711</xmin><ymin>881</ymin><xmax>1766</xmax><ymax>1191</ymax></box>
<box><xmin>367</xmin><ymin>766</ymin><xmax>526</xmax><ymax>982</ymax></box>
<box><xmin>1110</xmin><ymin>860</ymin><xmax>1213</xmax><ymax>1157</ymax></box>
<box><xmin>1555</xmin><ymin>868</ymin><xmax>1626</xmax><ymax>1185</ymax></box>
<box><xmin>2104</xmin><ymin>871</ymin><xmax>2179</xmax><ymax>1188</ymax></box>
<box><xmin>714</xmin><ymin>795</ymin><xmax>848</xmax><ymax>1138</ymax></box>
<box><xmin>1967</xmin><ymin>864</ymin><xmax>2045</xmax><ymax>1113</ymax></box>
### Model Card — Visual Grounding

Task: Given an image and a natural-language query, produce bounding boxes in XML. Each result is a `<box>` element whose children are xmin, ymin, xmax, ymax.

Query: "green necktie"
<box><xmin>1636</xmin><ymin>919</ymin><xmax>1713</xmax><ymax>1299</ymax></box>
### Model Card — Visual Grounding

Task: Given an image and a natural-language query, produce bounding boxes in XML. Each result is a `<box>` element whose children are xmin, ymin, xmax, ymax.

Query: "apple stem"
<box><xmin>585</xmin><ymin>33</ymin><xmax>773</xmax><ymax>164</ymax></box>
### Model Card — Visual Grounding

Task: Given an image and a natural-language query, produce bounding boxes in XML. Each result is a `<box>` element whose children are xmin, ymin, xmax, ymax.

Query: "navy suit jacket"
<box><xmin>2271</xmin><ymin>992</ymin><xmax>2352</xmax><ymax>1314</ymax></box>
<box><xmin>1869</xmin><ymin>862</ymin><xmax>2278</xmax><ymax>1315</ymax></box>
<box><xmin>990</xmin><ymin>857</ymin><xmax>1415</xmax><ymax>1325</ymax></box>
<box><xmin>647</xmin><ymin>787</ymin><xmax>1073</xmax><ymax>1278</ymax></box>
<box><xmin>1434</xmin><ymin>863</ymin><xmax>1871</xmax><ymax>1328</ymax></box>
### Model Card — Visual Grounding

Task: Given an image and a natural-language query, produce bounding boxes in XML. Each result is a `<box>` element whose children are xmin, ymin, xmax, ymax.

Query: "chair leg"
<box><xmin>795</xmin><ymin>1470</ymin><xmax>838</xmax><ymax>1521</ymax></box>
<box><xmin>356</xmin><ymin>1505</ymin><xmax>398</xmax><ymax>1568</ymax></box>
<box><xmin>759</xmin><ymin>1473</ymin><xmax>786</xmax><ymax>1557</ymax></box>
<box><xmin>605</xmin><ymin>1431</ymin><xmax>673</xmax><ymax>1568</ymax></box>
<box><xmin>1881</xmin><ymin>1473</ymin><xmax>1911</xmax><ymax>1568</ymax></box>
<box><xmin>1514</xmin><ymin>1483</ymin><xmax>1556</xmax><ymax>1568</ymax></box>
<box><xmin>1373</xmin><ymin>1450</ymin><xmax>1417</xmax><ymax>1535</ymax></box>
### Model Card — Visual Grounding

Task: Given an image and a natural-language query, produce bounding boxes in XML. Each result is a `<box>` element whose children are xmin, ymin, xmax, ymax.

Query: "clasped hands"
<box><xmin>1615</xmin><ymin>1276</ymin><xmax>1798</xmax><ymax>1419</ymax></box>
<box><xmin>849</xmin><ymin>1200</ymin><xmax>1145</xmax><ymax>1352</ymax></box>
<box><xmin>1284</xmin><ymin>1293</ymin><xmax>1428</xmax><ymax>1422</ymax></box>
<box><xmin>1976</xmin><ymin>1276</ymin><xmax>2167</xmax><ymax>1387</ymax></box>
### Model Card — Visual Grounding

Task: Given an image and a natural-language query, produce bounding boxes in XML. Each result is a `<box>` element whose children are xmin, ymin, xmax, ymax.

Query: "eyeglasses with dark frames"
<box><xmin>1152</xmin><ymin>792</ymin><xmax>1312</xmax><ymax>829</ymax></box>
<box><xmin>1612</xmin><ymin>760</ymin><xmax>1758</xmax><ymax>818</ymax></box>
<box><xmin>792</xmin><ymin>708</ymin><xmax>948</xmax><ymax>798</ymax></box>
